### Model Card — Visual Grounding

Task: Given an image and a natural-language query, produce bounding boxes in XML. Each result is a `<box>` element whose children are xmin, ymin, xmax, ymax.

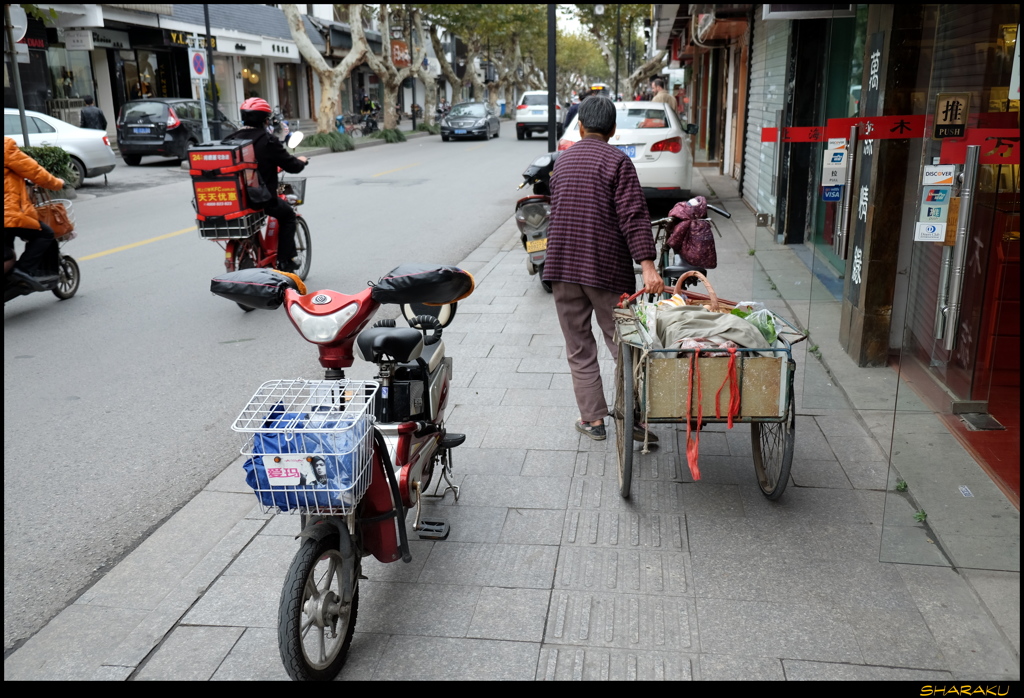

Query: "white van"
<box><xmin>514</xmin><ymin>90</ymin><xmax>564</xmax><ymax>140</ymax></box>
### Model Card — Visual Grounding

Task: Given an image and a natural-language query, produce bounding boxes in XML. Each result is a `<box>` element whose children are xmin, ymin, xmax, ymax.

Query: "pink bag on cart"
<box><xmin>667</xmin><ymin>196</ymin><xmax>717</xmax><ymax>269</ymax></box>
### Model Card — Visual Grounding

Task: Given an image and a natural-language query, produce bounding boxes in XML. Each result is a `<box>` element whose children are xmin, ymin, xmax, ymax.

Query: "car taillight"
<box><xmin>517</xmin><ymin>104</ymin><xmax>528</xmax><ymax>109</ymax></box>
<box><xmin>557</xmin><ymin>139</ymin><xmax>574</xmax><ymax>151</ymax></box>
<box><xmin>167</xmin><ymin>107</ymin><xmax>181</xmax><ymax>129</ymax></box>
<box><xmin>102</xmin><ymin>136</ymin><xmax>110</xmax><ymax>146</ymax></box>
<box><xmin>651</xmin><ymin>137</ymin><xmax>682</xmax><ymax>153</ymax></box>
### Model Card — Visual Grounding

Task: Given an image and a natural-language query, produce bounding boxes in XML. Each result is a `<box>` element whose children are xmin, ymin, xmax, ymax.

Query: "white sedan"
<box><xmin>560</xmin><ymin>101</ymin><xmax>696</xmax><ymax>203</ymax></box>
<box><xmin>4</xmin><ymin>108</ymin><xmax>117</xmax><ymax>188</ymax></box>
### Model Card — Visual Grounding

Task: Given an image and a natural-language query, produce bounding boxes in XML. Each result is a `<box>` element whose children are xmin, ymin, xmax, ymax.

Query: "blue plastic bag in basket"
<box><xmin>242</xmin><ymin>409</ymin><xmax>367</xmax><ymax>511</ymax></box>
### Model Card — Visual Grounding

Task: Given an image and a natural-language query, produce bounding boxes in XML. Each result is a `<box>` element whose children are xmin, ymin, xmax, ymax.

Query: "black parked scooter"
<box><xmin>515</xmin><ymin>151</ymin><xmax>559</xmax><ymax>293</ymax></box>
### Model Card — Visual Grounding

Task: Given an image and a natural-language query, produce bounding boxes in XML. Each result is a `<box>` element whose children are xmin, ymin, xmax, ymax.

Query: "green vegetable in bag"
<box><xmin>744</xmin><ymin>309</ymin><xmax>778</xmax><ymax>344</ymax></box>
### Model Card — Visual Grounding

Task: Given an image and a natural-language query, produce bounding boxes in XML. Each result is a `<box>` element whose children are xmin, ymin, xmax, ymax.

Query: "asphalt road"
<box><xmin>3</xmin><ymin>127</ymin><xmax>549</xmax><ymax>652</ymax></box>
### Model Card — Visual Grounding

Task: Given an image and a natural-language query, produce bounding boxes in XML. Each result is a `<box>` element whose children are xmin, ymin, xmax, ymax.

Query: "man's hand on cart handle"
<box><xmin>640</xmin><ymin>260</ymin><xmax>665</xmax><ymax>296</ymax></box>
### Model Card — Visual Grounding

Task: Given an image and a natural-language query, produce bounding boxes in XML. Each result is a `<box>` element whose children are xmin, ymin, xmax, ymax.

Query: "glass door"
<box><xmin>881</xmin><ymin>5</ymin><xmax>1019</xmax><ymax>571</ymax></box>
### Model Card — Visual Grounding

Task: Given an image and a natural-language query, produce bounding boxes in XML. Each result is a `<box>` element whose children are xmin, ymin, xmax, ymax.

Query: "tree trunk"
<box><xmin>628</xmin><ymin>49</ymin><xmax>668</xmax><ymax>96</ymax></box>
<box><xmin>428</xmin><ymin>24</ymin><xmax>460</xmax><ymax>97</ymax></box>
<box><xmin>355</xmin><ymin>4</ymin><xmax>424</xmax><ymax>133</ymax></box>
<box><xmin>282</xmin><ymin>4</ymin><xmax>367</xmax><ymax>134</ymax></box>
<box><xmin>464</xmin><ymin>39</ymin><xmax>485</xmax><ymax>101</ymax></box>
<box><xmin>381</xmin><ymin>79</ymin><xmax>401</xmax><ymax>130</ymax></box>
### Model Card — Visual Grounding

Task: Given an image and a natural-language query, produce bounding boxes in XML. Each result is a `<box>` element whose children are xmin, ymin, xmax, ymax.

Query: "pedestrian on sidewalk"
<box><xmin>542</xmin><ymin>96</ymin><xmax>664</xmax><ymax>442</ymax></box>
<box><xmin>79</xmin><ymin>95</ymin><xmax>107</xmax><ymax>131</ymax></box>
<box><xmin>651</xmin><ymin>78</ymin><xmax>677</xmax><ymax>113</ymax></box>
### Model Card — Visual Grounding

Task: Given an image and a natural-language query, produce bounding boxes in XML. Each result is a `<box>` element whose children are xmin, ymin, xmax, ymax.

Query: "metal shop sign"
<box><xmin>166</xmin><ymin>31</ymin><xmax>216</xmax><ymax>49</ymax></box>
<box><xmin>63</xmin><ymin>29</ymin><xmax>94</xmax><ymax>51</ymax></box>
<box><xmin>933</xmin><ymin>92</ymin><xmax>970</xmax><ymax>139</ymax></box>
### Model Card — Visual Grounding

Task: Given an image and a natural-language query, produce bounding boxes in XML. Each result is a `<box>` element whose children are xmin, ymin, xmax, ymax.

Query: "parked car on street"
<box><xmin>560</xmin><ymin>101</ymin><xmax>697</xmax><ymax>203</ymax></box>
<box><xmin>514</xmin><ymin>90</ymin><xmax>564</xmax><ymax>141</ymax></box>
<box><xmin>4</xmin><ymin>108</ymin><xmax>117</xmax><ymax>188</ymax></box>
<box><xmin>439</xmin><ymin>101</ymin><xmax>501</xmax><ymax>141</ymax></box>
<box><xmin>116</xmin><ymin>98</ymin><xmax>239</xmax><ymax>165</ymax></box>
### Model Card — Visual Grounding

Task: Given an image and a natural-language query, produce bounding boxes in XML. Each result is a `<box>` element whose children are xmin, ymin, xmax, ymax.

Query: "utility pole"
<box><xmin>204</xmin><ymin>4</ymin><xmax>219</xmax><ymax>139</ymax></box>
<box><xmin>614</xmin><ymin>4</ymin><xmax>621</xmax><ymax>99</ymax></box>
<box><xmin>547</xmin><ymin>3</ymin><xmax>556</xmax><ymax>152</ymax></box>
<box><xmin>408</xmin><ymin>5</ymin><xmax>416</xmax><ymax>130</ymax></box>
<box><xmin>4</xmin><ymin>5</ymin><xmax>30</xmax><ymax>146</ymax></box>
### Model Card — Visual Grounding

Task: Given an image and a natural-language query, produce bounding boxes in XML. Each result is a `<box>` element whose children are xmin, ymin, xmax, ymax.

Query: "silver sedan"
<box><xmin>440</xmin><ymin>102</ymin><xmax>501</xmax><ymax>141</ymax></box>
<box><xmin>4</xmin><ymin>108</ymin><xmax>117</xmax><ymax>188</ymax></box>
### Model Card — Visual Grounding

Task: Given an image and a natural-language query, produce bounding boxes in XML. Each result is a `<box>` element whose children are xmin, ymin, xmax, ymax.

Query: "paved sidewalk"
<box><xmin>5</xmin><ymin>168</ymin><xmax>1018</xmax><ymax>681</ymax></box>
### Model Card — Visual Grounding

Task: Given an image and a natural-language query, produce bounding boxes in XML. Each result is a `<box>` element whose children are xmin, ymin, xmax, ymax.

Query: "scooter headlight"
<box><xmin>515</xmin><ymin>201</ymin><xmax>551</xmax><ymax>233</ymax></box>
<box><xmin>289</xmin><ymin>302</ymin><xmax>358</xmax><ymax>343</ymax></box>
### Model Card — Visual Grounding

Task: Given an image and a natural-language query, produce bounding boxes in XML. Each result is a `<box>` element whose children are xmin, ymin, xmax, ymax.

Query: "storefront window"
<box><xmin>276</xmin><ymin>63</ymin><xmax>299</xmax><ymax>119</ymax></box>
<box><xmin>47</xmin><ymin>47</ymin><xmax>94</xmax><ymax>100</ymax></box>
<box><xmin>240</xmin><ymin>57</ymin><xmax>267</xmax><ymax>100</ymax></box>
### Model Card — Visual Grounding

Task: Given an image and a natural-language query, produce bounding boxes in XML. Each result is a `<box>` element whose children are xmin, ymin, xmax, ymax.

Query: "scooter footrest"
<box><xmin>415</xmin><ymin>518</ymin><xmax>450</xmax><ymax>540</ymax></box>
<box><xmin>439</xmin><ymin>433</ymin><xmax>466</xmax><ymax>449</ymax></box>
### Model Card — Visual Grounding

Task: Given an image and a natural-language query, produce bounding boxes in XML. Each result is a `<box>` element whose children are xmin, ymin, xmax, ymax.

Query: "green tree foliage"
<box><xmin>556</xmin><ymin>31</ymin><xmax>612</xmax><ymax>100</ymax></box>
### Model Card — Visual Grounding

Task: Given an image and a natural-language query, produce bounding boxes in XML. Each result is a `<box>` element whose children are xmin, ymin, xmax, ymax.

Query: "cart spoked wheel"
<box><xmin>750</xmin><ymin>385</ymin><xmax>795</xmax><ymax>500</ymax></box>
<box><xmin>614</xmin><ymin>342</ymin><xmax>635</xmax><ymax>498</ymax></box>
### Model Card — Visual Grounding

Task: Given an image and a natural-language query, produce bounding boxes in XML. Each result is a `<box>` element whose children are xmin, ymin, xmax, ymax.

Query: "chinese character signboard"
<box><xmin>933</xmin><ymin>93</ymin><xmax>970</xmax><ymax>139</ymax></box>
<box><xmin>846</xmin><ymin>30</ymin><xmax>885</xmax><ymax>307</ymax></box>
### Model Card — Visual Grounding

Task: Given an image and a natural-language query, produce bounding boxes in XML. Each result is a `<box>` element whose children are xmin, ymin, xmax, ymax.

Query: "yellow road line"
<box><xmin>79</xmin><ymin>226</ymin><xmax>197</xmax><ymax>261</ymax></box>
<box><xmin>467</xmin><ymin>144</ymin><xmax>486</xmax><ymax>152</ymax></box>
<box><xmin>371</xmin><ymin>162</ymin><xmax>421</xmax><ymax>178</ymax></box>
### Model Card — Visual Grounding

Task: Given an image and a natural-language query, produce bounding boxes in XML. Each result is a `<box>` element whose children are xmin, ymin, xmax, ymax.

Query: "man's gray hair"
<box><xmin>578</xmin><ymin>96</ymin><xmax>616</xmax><ymax>136</ymax></box>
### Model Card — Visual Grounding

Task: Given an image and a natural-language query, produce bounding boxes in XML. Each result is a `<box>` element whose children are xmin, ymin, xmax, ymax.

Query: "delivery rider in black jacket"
<box><xmin>223</xmin><ymin>97</ymin><xmax>308</xmax><ymax>273</ymax></box>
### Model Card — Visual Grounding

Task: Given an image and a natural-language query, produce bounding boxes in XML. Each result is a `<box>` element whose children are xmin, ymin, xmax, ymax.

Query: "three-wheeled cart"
<box><xmin>612</xmin><ymin>274</ymin><xmax>802</xmax><ymax>500</ymax></box>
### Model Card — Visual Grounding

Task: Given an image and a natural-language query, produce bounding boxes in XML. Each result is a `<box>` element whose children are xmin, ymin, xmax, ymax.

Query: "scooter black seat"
<box><xmin>663</xmin><ymin>255</ymin><xmax>707</xmax><ymax>289</ymax></box>
<box><xmin>356</xmin><ymin>327</ymin><xmax>423</xmax><ymax>364</ymax></box>
<box><xmin>395</xmin><ymin>340</ymin><xmax>442</xmax><ymax>381</ymax></box>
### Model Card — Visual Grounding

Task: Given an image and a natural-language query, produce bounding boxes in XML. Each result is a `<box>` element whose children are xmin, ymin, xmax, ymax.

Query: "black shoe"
<box><xmin>277</xmin><ymin>258</ymin><xmax>299</xmax><ymax>274</ymax></box>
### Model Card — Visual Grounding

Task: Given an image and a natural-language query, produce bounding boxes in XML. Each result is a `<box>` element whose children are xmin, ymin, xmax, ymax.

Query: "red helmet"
<box><xmin>240</xmin><ymin>97</ymin><xmax>271</xmax><ymax>113</ymax></box>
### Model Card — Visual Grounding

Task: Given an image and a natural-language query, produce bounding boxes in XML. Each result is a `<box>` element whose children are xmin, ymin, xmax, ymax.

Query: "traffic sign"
<box><xmin>189</xmin><ymin>48</ymin><xmax>207</xmax><ymax>80</ymax></box>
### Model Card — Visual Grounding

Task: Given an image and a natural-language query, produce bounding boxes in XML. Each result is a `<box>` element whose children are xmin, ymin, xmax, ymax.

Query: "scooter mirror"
<box><xmin>287</xmin><ymin>131</ymin><xmax>304</xmax><ymax>149</ymax></box>
<box><xmin>402</xmin><ymin>302</ymin><xmax>458</xmax><ymax>329</ymax></box>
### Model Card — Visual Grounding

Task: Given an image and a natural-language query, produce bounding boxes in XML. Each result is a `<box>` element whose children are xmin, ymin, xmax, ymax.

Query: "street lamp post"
<box><xmin>547</xmin><ymin>3</ymin><xmax>556</xmax><ymax>152</ymax></box>
<box><xmin>614</xmin><ymin>4</ymin><xmax>621</xmax><ymax>99</ymax></box>
<box><xmin>407</xmin><ymin>5</ymin><xmax>416</xmax><ymax>130</ymax></box>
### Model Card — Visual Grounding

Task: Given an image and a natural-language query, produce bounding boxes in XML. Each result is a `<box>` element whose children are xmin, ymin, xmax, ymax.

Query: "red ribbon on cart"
<box><xmin>714</xmin><ymin>346</ymin><xmax>741</xmax><ymax>429</ymax></box>
<box><xmin>685</xmin><ymin>351</ymin><xmax>703</xmax><ymax>481</ymax></box>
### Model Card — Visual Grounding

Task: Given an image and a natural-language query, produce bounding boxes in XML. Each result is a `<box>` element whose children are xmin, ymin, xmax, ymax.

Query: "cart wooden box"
<box><xmin>612</xmin><ymin>303</ymin><xmax>800</xmax><ymax>500</ymax></box>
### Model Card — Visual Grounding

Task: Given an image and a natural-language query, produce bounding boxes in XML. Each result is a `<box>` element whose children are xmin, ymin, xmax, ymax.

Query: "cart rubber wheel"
<box><xmin>614</xmin><ymin>342</ymin><xmax>635</xmax><ymax>498</ymax></box>
<box><xmin>750</xmin><ymin>387</ymin><xmax>795</xmax><ymax>500</ymax></box>
<box><xmin>279</xmin><ymin>534</ymin><xmax>358</xmax><ymax>681</ymax></box>
<box><xmin>293</xmin><ymin>216</ymin><xmax>312</xmax><ymax>281</ymax></box>
<box><xmin>52</xmin><ymin>255</ymin><xmax>80</xmax><ymax>300</ymax></box>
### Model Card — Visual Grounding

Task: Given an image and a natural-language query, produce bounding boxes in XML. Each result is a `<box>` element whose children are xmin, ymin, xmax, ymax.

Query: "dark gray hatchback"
<box><xmin>116</xmin><ymin>98</ymin><xmax>239</xmax><ymax>165</ymax></box>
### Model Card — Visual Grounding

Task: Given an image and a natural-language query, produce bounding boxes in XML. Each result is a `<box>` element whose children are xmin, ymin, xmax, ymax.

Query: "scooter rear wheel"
<box><xmin>52</xmin><ymin>256</ymin><xmax>80</xmax><ymax>300</ymax></box>
<box><xmin>279</xmin><ymin>534</ymin><xmax>358</xmax><ymax>681</ymax></box>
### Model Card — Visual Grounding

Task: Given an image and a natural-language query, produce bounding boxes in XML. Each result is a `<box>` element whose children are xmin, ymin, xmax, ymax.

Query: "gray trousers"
<box><xmin>552</xmin><ymin>281</ymin><xmax>621</xmax><ymax>423</ymax></box>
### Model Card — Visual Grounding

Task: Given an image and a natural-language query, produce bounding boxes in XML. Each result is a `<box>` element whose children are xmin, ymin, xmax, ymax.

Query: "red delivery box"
<box><xmin>187</xmin><ymin>140</ymin><xmax>256</xmax><ymax>174</ymax></box>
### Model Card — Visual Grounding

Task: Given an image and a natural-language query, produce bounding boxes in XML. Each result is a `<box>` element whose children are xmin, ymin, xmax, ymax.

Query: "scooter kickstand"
<box><xmin>426</xmin><ymin>449</ymin><xmax>460</xmax><ymax>502</ymax></box>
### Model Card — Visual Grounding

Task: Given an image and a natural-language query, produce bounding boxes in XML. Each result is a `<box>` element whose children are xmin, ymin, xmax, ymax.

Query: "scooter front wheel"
<box><xmin>279</xmin><ymin>533</ymin><xmax>358</xmax><ymax>681</ymax></box>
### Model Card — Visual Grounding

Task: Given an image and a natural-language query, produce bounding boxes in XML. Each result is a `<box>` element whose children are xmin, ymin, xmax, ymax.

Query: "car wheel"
<box><xmin>441</xmin><ymin>134</ymin><xmax>450</xmax><ymax>142</ymax></box>
<box><xmin>123</xmin><ymin>154</ymin><xmax>142</xmax><ymax>166</ymax></box>
<box><xmin>180</xmin><ymin>139</ymin><xmax>197</xmax><ymax>162</ymax></box>
<box><xmin>516</xmin><ymin>126</ymin><xmax>524</xmax><ymax>141</ymax></box>
<box><xmin>66</xmin><ymin>157</ymin><xmax>86</xmax><ymax>189</ymax></box>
